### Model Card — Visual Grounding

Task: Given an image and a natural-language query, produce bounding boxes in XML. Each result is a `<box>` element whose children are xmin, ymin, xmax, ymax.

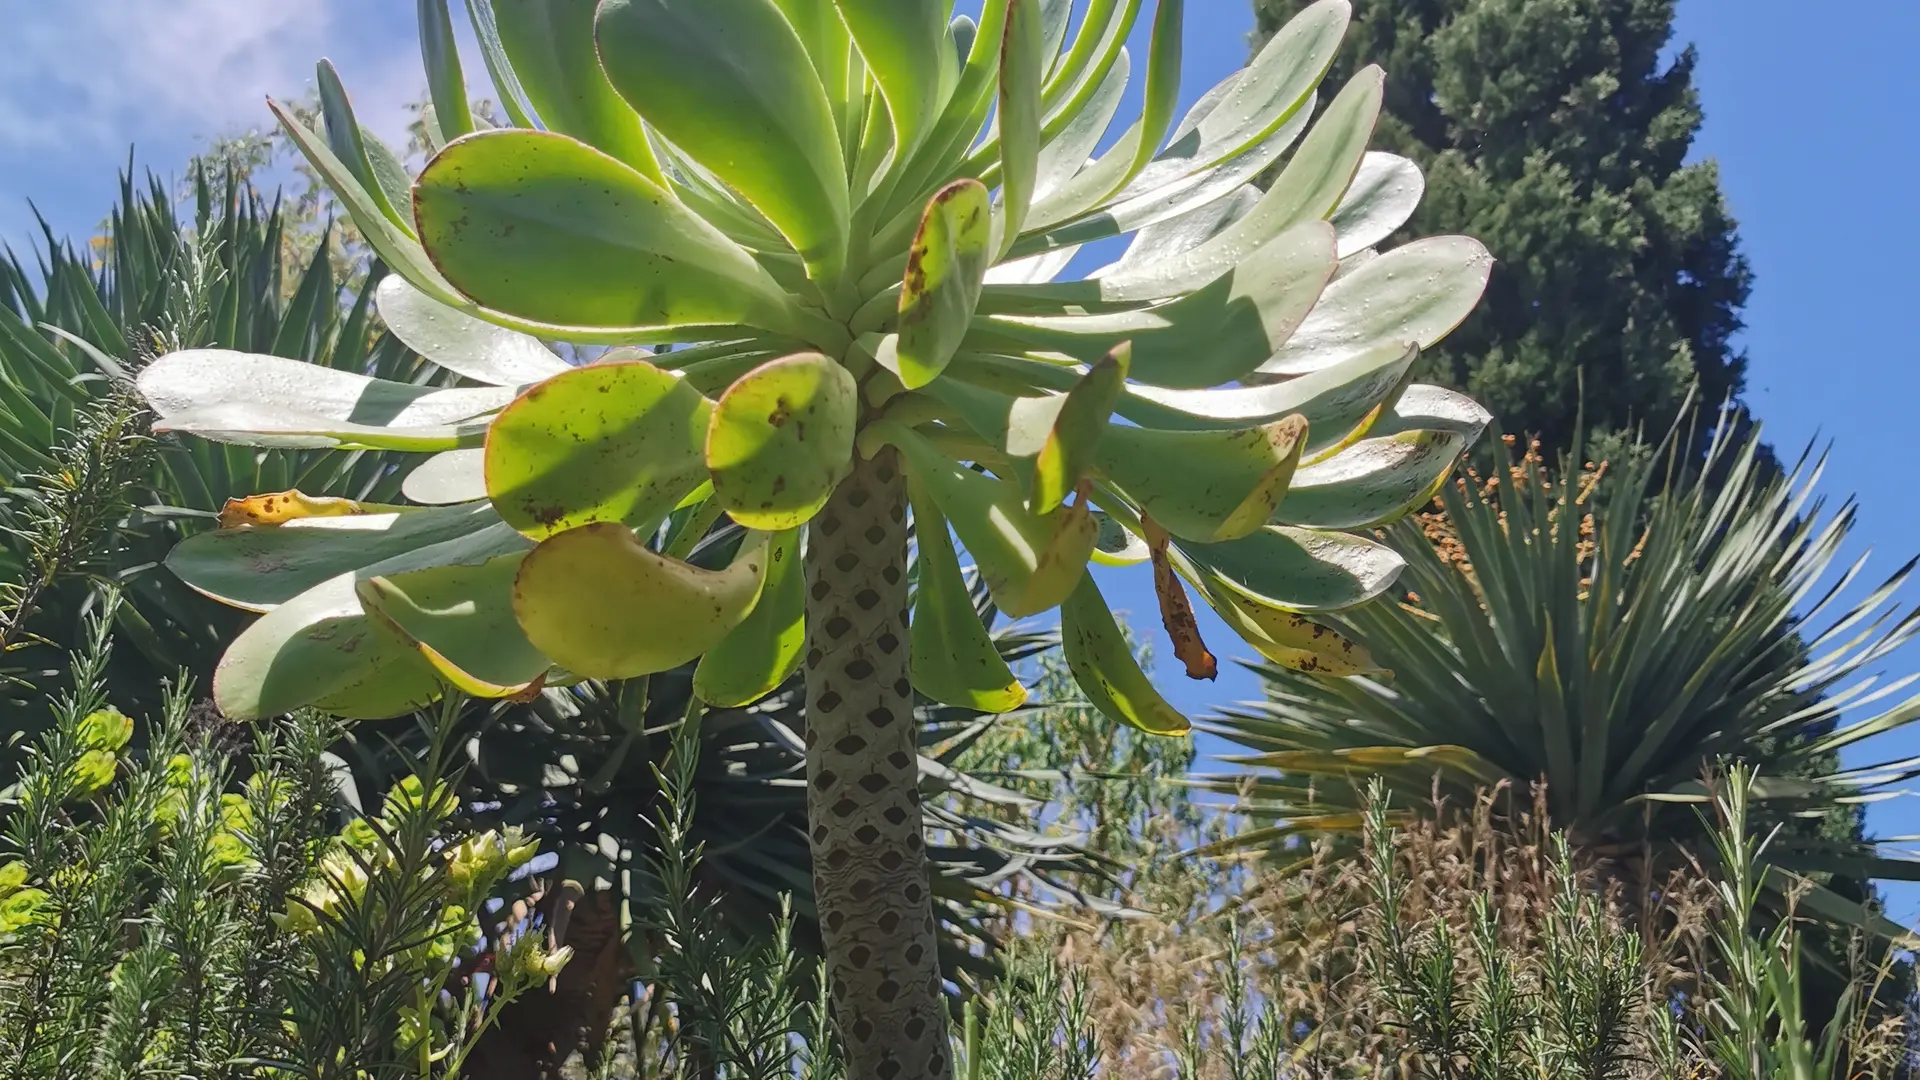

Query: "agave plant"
<box><xmin>1206</xmin><ymin>412</ymin><xmax>1920</xmax><ymax>935</ymax></box>
<box><xmin>135</xmin><ymin>1</ymin><xmax>1491</xmax><ymax>1073</ymax></box>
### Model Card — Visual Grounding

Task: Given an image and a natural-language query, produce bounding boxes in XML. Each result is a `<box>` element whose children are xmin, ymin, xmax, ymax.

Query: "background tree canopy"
<box><xmin>1253</xmin><ymin>0</ymin><xmax>1752</xmax><ymax>464</ymax></box>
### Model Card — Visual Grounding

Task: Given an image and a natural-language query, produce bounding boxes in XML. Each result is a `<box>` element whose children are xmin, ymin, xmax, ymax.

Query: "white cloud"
<box><xmin>0</xmin><ymin>0</ymin><xmax>419</xmax><ymax>153</ymax></box>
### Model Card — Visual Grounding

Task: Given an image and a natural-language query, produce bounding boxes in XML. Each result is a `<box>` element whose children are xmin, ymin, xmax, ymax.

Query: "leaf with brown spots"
<box><xmin>881</xmin><ymin>179</ymin><xmax>992</xmax><ymax>389</ymax></box>
<box><xmin>485</xmin><ymin>359</ymin><xmax>712</xmax><ymax>540</ymax></box>
<box><xmin>218</xmin><ymin>490</ymin><xmax>366</xmax><ymax>529</ymax></box>
<box><xmin>706</xmin><ymin>353</ymin><xmax>857</xmax><ymax>531</ymax></box>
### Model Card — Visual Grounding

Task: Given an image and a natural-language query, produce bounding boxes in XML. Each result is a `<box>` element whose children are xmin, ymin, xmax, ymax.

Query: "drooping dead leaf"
<box><xmin>1144</xmin><ymin>517</ymin><xmax>1217</xmax><ymax>681</ymax></box>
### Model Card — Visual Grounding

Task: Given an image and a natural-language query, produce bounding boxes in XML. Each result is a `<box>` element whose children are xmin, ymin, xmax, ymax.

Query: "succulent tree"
<box><xmin>135</xmin><ymin>1</ymin><xmax>1491</xmax><ymax>1075</ymax></box>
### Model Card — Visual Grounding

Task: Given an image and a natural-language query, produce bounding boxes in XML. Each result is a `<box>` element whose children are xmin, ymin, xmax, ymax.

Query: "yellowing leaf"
<box><xmin>218</xmin><ymin>491</ymin><xmax>367</xmax><ymax>529</ymax></box>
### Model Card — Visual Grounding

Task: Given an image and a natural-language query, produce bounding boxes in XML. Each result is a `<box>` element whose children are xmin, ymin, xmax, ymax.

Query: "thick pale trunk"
<box><xmin>802</xmin><ymin>448</ymin><xmax>951</xmax><ymax>1080</ymax></box>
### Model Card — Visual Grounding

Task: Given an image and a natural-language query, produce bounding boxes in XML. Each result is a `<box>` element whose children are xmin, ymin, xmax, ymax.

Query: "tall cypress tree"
<box><xmin>1254</xmin><ymin>0</ymin><xmax>1752</xmax><ymax>460</ymax></box>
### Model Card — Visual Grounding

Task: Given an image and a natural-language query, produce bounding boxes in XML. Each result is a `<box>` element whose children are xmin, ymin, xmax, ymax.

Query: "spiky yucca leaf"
<box><xmin>1205</xmin><ymin>410</ymin><xmax>1920</xmax><ymax>938</ymax></box>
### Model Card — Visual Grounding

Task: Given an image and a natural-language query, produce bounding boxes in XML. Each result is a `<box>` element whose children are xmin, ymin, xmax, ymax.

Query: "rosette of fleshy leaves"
<box><xmin>136</xmin><ymin>0</ymin><xmax>1491</xmax><ymax>736</ymax></box>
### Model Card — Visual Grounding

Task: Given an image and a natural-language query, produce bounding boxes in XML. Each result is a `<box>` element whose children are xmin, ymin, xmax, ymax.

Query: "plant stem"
<box><xmin>802</xmin><ymin>447</ymin><xmax>950</xmax><ymax>1080</ymax></box>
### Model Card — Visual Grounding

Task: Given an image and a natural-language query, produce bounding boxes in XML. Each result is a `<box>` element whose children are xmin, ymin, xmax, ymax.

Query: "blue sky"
<box><xmin>5</xmin><ymin>1</ymin><xmax>1920</xmax><ymax>912</ymax></box>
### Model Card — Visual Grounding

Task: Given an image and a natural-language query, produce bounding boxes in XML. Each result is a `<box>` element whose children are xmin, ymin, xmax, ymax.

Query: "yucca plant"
<box><xmin>0</xmin><ymin>165</ymin><xmax>446</xmax><ymax>744</ymax></box>
<box><xmin>134</xmin><ymin>1</ymin><xmax>1492</xmax><ymax>1073</ymax></box>
<box><xmin>1207</xmin><ymin>411</ymin><xmax>1920</xmax><ymax>935</ymax></box>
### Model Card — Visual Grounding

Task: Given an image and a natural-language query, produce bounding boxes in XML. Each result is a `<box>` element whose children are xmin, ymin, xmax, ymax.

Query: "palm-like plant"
<box><xmin>10</xmin><ymin>157</ymin><xmax>1103</xmax><ymax>1050</ymax></box>
<box><xmin>134</xmin><ymin>2</ymin><xmax>1492</xmax><ymax>1073</ymax></box>
<box><xmin>1207</xmin><ymin>414</ymin><xmax>1920</xmax><ymax>933</ymax></box>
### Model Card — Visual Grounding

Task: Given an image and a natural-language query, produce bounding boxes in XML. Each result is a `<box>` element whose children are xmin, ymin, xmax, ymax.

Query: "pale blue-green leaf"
<box><xmin>363</xmin><ymin>128</ymin><xmax>415</xmax><ymax>229</ymax></box>
<box><xmin>1168</xmin><ymin>0</ymin><xmax>1346</xmax><ymax>174</ymax></box>
<box><xmin>1119</xmin><ymin>341</ymin><xmax>1420</xmax><ymax>454</ymax></box>
<box><xmin>1104</xmin><ymin>184</ymin><xmax>1258</xmax><ymax>279</ymax></box>
<box><xmin>1015</xmin><ymin>98</ymin><xmax>1311</xmax><ymax>258</ymax></box>
<box><xmin>1186</xmin><ymin>65</ymin><xmax>1384</xmax><ymax>266</ymax></box>
<box><xmin>1260</xmin><ymin>236</ymin><xmax>1493</xmax><ymax>377</ymax></box>
<box><xmin>1364</xmin><ymin>384</ymin><xmax>1493</xmax><ymax>444</ymax></box>
<box><xmin>983</xmin><ymin>246</ymin><xmax>1081</xmax><ymax>286</ymax></box>
<box><xmin>155</xmin><ymin>410</ymin><xmax>487</xmax><ymax>451</ymax></box>
<box><xmin>1274</xmin><ymin>429</ymin><xmax>1467</xmax><ymax>529</ymax></box>
<box><xmin>376</xmin><ymin>276</ymin><xmax>569</xmax><ymax>387</ymax></box>
<box><xmin>316</xmin><ymin>60</ymin><xmax>404</xmax><ymax>233</ymax></box>
<box><xmin>214</xmin><ymin>573</ymin><xmax>441</xmax><ymax>721</ymax></box>
<box><xmin>1034</xmin><ymin>47</ymin><xmax>1129</xmax><ymax>204</ymax></box>
<box><xmin>140</xmin><ymin>350</ymin><xmax>512</xmax><ymax>431</ymax></box>
<box><xmin>1178</xmin><ymin>524</ymin><xmax>1406</xmax><ymax>613</ymax></box>
<box><xmin>270</xmin><ymin>99</ymin><xmax>466</xmax><ymax>309</ymax></box>
<box><xmin>1330</xmin><ymin>152</ymin><xmax>1424</xmax><ymax>259</ymax></box>
<box><xmin>404</xmin><ymin>449</ymin><xmax>489</xmax><ymax>505</ymax></box>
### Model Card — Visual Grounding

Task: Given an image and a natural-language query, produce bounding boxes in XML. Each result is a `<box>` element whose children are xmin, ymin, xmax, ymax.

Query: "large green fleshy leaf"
<box><xmin>907</xmin><ymin>485</ymin><xmax>1027</xmax><ymax>713</ymax></box>
<box><xmin>1099</xmin><ymin>416</ymin><xmax>1308</xmax><ymax>543</ymax></box>
<box><xmin>1061</xmin><ymin>574</ymin><xmax>1189</xmax><ymax>736</ymax></box>
<box><xmin>167</xmin><ymin>504</ymin><xmax>525</xmax><ymax>612</ymax></box>
<box><xmin>213</xmin><ymin>574</ymin><xmax>443</xmax><ymax>721</ymax></box>
<box><xmin>996</xmin><ymin>0</ymin><xmax>1046</xmax><ymax>257</ymax></box>
<box><xmin>204</xmin><ymin>518</ymin><xmax>533</xmax><ymax>718</ymax></box>
<box><xmin>693</xmin><ymin>528</ymin><xmax>807</xmax><ymax>707</ymax></box>
<box><xmin>706</xmin><ymin>353</ymin><xmax>858</xmax><ymax>530</ymax></box>
<box><xmin>831</xmin><ymin>0</ymin><xmax>957</xmax><ymax>155</ymax></box>
<box><xmin>1175</xmin><ymin>525</ymin><xmax>1404</xmax><ymax>613</ymax></box>
<box><xmin>886</xmin><ymin>424</ymin><xmax>1095</xmax><ymax>618</ymax></box>
<box><xmin>376</xmin><ymin>276</ymin><xmax>570</xmax><ymax>387</ymax></box>
<box><xmin>1017</xmin><ymin>345</ymin><xmax>1127</xmax><ymax>513</ymax></box>
<box><xmin>359</xmin><ymin>553</ymin><xmax>551</xmax><ymax>697</ymax></box>
<box><xmin>138</xmin><ymin>349</ymin><xmax>512</xmax><ymax>449</ymax></box>
<box><xmin>1261</xmin><ymin>236</ymin><xmax>1491</xmax><ymax>377</ymax></box>
<box><xmin>1273</xmin><ymin>429</ymin><xmax>1469</xmax><ymax>530</ymax></box>
<box><xmin>968</xmin><ymin>221</ymin><xmax>1335</xmax><ymax>388</ymax></box>
<box><xmin>494</xmin><ymin>0</ymin><xmax>663</xmax><ymax>183</ymax></box>
<box><xmin>413</xmin><ymin>130</ymin><xmax>805</xmax><ymax>334</ymax></box>
<box><xmin>595</xmin><ymin>0</ymin><xmax>848</xmax><ymax>275</ymax></box>
<box><xmin>485</xmin><ymin>359</ymin><xmax>713</xmax><ymax>540</ymax></box>
<box><xmin>514</xmin><ymin>523</ymin><xmax>772</xmax><ymax>679</ymax></box>
<box><xmin>419</xmin><ymin>0</ymin><xmax>475</xmax><ymax>141</ymax></box>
